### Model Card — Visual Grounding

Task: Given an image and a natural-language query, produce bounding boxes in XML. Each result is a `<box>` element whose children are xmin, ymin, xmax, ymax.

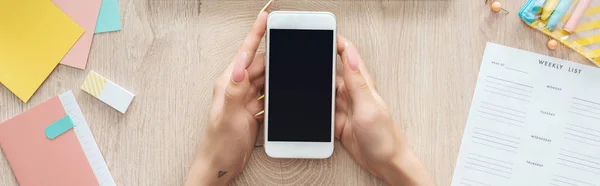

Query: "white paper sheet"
<box><xmin>451</xmin><ymin>43</ymin><xmax>600</xmax><ymax>186</ymax></box>
<box><xmin>59</xmin><ymin>91</ymin><xmax>116</xmax><ymax>186</ymax></box>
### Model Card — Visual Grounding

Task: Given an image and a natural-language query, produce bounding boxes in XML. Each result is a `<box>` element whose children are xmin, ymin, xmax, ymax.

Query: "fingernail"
<box><xmin>345</xmin><ymin>43</ymin><xmax>359</xmax><ymax>71</ymax></box>
<box><xmin>232</xmin><ymin>52</ymin><xmax>247</xmax><ymax>83</ymax></box>
<box><xmin>259</xmin><ymin>0</ymin><xmax>273</xmax><ymax>16</ymax></box>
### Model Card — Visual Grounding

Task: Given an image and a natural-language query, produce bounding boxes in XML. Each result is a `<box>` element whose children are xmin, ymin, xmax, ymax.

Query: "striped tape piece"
<box><xmin>81</xmin><ymin>71</ymin><xmax>107</xmax><ymax>98</ymax></box>
<box><xmin>80</xmin><ymin>71</ymin><xmax>135</xmax><ymax>113</ymax></box>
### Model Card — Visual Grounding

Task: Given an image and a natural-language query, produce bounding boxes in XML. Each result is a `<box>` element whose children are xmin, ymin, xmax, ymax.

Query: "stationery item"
<box><xmin>519</xmin><ymin>0</ymin><xmax>600</xmax><ymax>66</ymax></box>
<box><xmin>564</xmin><ymin>0</ymin><xmax>592</xmax><ymax>32</ymax></box>
<box><xmin>541</xmin><ymin>0</ymin><xmax>560</xmax><ymax>20</ymax></box>
<box><xmin>95</xmin><ymin>0</ymin><xmax>121</xmax><ymax>33</ymax></box>
<box><xmin>0</xmin><ymin>0</ymin><xmax>83</xmax><ymax>102</ymax></box>
<box><xmin>52</xmin><ymin>0</ymin><xmax>103</xmax><ymax>69</ymax></box>
<box><xmin>81</xmin><ymin>71</ymin><xmax>135</xmax><ymax>113</ymax></box>
<box><xmin>0</xmin><ymin>91</ymin><xmax>115</xmax><ymax>186</ymax></box>
<box><xmin>547</xmin><ymin>39</ymin><xmax>559</xmax><ymax>49</ymax></box>
<box><xmin>451</xmin><ymin>43</ymin><xmax>600</xmax><ymax>186</ymax></box>
<box><xmin>45</xmin><ymin>115</ymin><xmax>75</xmax><ymax>139</ymax></box>
<box><xmin>491</xmin><ymin>1</ymin><xmax>502</xmax><ymax>12</ymax></box>
<box><xmin>546</xmin><ymin>0</ymin><xmax>573</xmax><ymax>30</ymax></box>
<box><xmin>519</xmin><ymin>0</ymin><xmax>547</xmax><ymax>23</ymax></box>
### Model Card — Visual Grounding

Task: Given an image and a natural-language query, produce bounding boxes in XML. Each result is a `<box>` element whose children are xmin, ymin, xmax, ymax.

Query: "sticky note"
<box><xmin>0</xmin><ymin>0</ymin><xmax>84</xmax><ymax>102</ymax></box>
<box><xmin>45</xmin><ymin>115</ymin><xmax>75</xmax><ymax>140</ymax></box>
<box><xmin>95</xmin><ymin>0</ymin><xmax>121</xmax><ymax>33</ymax></box>
<box><xmin>52</xmin><ymin>0</ymin><xmax>103</xmax><ymax>69</ymax></box>
<box><xmin>81</xmin><ymin>71</ymin><xmax>135</xmax><ymax>113</ymax></box>
<box><xmin>0</xmin><ymin>91</ymin><xmax>116</xmax><ymax>186</ymax></box>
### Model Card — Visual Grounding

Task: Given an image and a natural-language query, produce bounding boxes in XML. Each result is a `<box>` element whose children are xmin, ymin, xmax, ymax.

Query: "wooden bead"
<box><xmin>547</xmin><ymin>39</ymin><xmax>558</xmax><ymax>50</ymax></box>
<box><xmin>491</xmin><ymin>2</ymin><xmax>502</xmax><ymax>12</ymax></box>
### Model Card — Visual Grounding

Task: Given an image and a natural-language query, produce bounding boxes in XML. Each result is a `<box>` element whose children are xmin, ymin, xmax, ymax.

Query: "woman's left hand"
<box><xmin>185</xmin><ymin>2</ymin><xmax>271</xmax><ymax>185</ymax></box>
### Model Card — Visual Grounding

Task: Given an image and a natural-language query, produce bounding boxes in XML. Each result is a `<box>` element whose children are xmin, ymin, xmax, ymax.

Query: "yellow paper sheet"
<box><xmin>0</xmin><ymin>0</ymin><xmax>83</xmax><ymax>102</ymax></box>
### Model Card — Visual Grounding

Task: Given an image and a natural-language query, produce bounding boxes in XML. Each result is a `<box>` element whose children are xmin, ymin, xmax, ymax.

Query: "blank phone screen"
<box><xmin>267</xmin><ymin>29</ymin><xmax>334</xmax><ymax>142</ymax></box>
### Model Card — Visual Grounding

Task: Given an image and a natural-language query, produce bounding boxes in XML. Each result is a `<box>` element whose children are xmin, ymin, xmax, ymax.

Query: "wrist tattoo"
<box><xmin>218</xmin><ymin>170</ymin><xmax>228</xmax><ymax>178</ymax></box>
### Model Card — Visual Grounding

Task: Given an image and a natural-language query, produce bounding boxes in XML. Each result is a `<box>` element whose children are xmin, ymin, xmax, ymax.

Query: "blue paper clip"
<box><xmin>519</xmin><ymin>0</ymin><xmax>546</xmax><ymax>24</ymax></box>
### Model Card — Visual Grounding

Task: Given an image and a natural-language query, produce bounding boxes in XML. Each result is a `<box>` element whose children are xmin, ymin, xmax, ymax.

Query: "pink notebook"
<box><xmin>0</xmin><ymin>91</ymin><xmax>114</xmax><ymax>186</ymax></box>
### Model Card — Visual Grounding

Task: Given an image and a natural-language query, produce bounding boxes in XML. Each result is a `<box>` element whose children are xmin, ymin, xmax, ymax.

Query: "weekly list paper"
<box><xmin>452</xmin><ymin>43</ymin><xmax>600</xmax><ymax>186</ymax></box>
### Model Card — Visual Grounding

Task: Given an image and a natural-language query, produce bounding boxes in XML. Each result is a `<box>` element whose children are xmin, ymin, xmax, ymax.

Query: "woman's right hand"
<box><xmin>334</xmin><ymin>35</ymin><xmax>434</xmax><ymax>186</ymax></box>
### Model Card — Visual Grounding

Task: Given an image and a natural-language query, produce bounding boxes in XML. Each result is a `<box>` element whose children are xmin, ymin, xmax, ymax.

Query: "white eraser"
<box><xmin>81</xmin><ymin>71</ymin><xmax>135</xmax><ymax>113</ymax></box>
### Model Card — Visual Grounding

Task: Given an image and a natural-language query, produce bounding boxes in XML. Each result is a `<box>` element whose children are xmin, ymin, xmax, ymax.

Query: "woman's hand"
<box><xmin>335</xmin><ymin>36</ymin><xmax>434</xmax><ymax>186</ymax></box>
<box><xmin>185</xmin><ymin>2</ymin><xmax>271</xmax><ymax>186</ymax></box>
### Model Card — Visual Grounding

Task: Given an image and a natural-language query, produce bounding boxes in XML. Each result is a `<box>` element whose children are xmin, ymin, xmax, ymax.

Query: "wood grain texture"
<box><xmin>0</xmin><ymin>0</ymin><xmax>593</xmax><ymax>185</ymax></box>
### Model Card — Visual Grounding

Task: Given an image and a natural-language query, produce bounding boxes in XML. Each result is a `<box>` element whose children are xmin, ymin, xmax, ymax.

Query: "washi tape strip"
<box><xmin>45</xmin><ymin>115</ymin><xmax>75</xmax><ymax>139</ymax></box>
<box><xmin>81</xmin><ymin>71</ymin><xmax>135</xmax><ymax>113</ymax></box>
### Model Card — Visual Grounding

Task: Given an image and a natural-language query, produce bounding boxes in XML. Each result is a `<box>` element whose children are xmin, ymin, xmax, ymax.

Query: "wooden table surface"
<box><xmin>0</xmin><ymin>0</ymin><xmax>594</xmax><ymax>185</ymax></box>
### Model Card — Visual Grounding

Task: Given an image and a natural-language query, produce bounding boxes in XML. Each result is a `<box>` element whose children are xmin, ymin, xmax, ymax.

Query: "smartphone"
<box><xmin>264</xmin><ymin>11</ymin><xmax>336</xmax><ymax>159</ymax></box>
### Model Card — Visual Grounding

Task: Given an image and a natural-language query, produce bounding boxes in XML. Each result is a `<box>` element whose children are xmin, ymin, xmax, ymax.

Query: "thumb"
<box><xmin>341</xmin><ymin>42</ymin><xmax>373</xmax><ymax>104</ymax></box>
<box><xmin>224</xmin><ymin>52</ymin><xmax>251</xmax><ymax>111</ymax></box>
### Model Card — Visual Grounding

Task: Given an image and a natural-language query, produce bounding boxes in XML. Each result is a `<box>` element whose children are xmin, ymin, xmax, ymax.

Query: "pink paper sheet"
<box><xmin>52</xmin><ymin>0</ymin><xmax>103</xmax><ymax>69</ymax></box>
<box><xmin>0</xmin><ymin>96</ymin><xmax>98</xmax><ymax>186</ymax></box>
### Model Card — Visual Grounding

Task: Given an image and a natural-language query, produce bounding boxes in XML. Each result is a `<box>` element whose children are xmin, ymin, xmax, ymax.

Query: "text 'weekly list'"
<box><xmin>452</xmin><ymin>43</ymin><xmax>600</xmax><ymax>186</ymax></box>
